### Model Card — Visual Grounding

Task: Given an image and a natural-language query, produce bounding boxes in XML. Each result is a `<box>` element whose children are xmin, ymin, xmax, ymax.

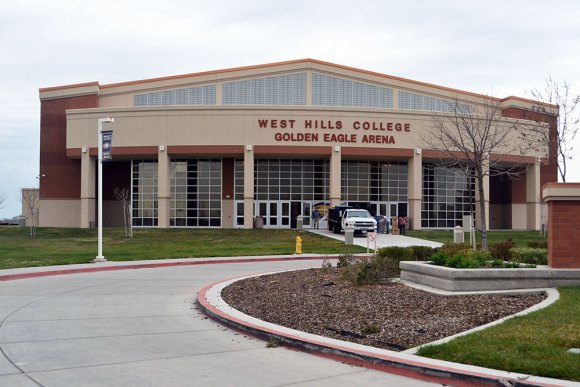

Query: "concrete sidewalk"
<box><xmin>308</xmin><ymin>228</ymin><xmax>443</xmax><ymax>249</ymax></box>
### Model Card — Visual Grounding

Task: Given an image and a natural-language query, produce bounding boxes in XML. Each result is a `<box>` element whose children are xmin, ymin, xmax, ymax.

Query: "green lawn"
<box><xmin>0</xmin><ymin>227</ymin><xmax>364</xmax><ymax>270</ymax></box>
<box><xmin>417</xmin><ymin>286</ymin><xmax>580</xmax><ymax>381</ymax></box>
<box><xmin>406</xmin><ymin>229</ymin><xmax>546</xmax><ymax>247</ymax></box>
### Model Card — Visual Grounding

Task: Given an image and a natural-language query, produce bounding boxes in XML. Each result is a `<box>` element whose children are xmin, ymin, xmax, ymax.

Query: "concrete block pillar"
<box><xmin>408</xmin><ymin>149</ymin><xmax>422</xmax><ymax>230</ymax></box>
<box><xmin>80</xmin><ymin>152</ymin><xmax>96</xmax><ymax>228</ymax></box>
<box><xmin>543</xmin><ymin>183</ymin><xmax>580</xmax><ymax>268</ymax></box>
<box><xmin>475</xmin><ymin>162</ymin><xmax>490</xmax><ymax>230</ymax></box>
<box><xmin>329</xmin><ymin>147</ymin><xmax>342</xmax><ymax>207</ymax></box>
<box><xmin>526</xmin><ymin>161</ymin><xmax>541</xmax><ymax>230</ymax></box>
<box><xmin>243</xmin><ymin>146</ymin><xmax>255</xmax><ymax>229</ymax></box>
<box><xmin>157</xmin><ymin>148</ymin><xmax>171</xmax><ymax>228</ymax></box>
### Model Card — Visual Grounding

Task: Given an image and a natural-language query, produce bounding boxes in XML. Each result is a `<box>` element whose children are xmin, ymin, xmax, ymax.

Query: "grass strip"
<box><xmin>417</xmin><ymin>286</ymin><xmax>580</xmax><ymax>381</ymax></box>
<box><xmin>406</xmin><ymin>230</ymin><xmax>546</xmax><ymax>247</ymax></box>
<box><xmin>0</xmin><ymin>227</ymin><xmax>364</xmax><ymax>270</ymax></box>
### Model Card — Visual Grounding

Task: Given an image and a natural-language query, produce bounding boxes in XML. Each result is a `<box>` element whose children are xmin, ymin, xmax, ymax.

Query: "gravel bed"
<box><xmin>221</xmin><ymin>267</ymin><xmax>547</xmax><ymax>351</ymax></box>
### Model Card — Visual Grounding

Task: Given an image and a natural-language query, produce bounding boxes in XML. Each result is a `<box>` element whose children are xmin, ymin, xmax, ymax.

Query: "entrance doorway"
<box><xmin>255</xmin><ymin>201</ymin><xmax>291</xmax><ymax>228</ymax></box>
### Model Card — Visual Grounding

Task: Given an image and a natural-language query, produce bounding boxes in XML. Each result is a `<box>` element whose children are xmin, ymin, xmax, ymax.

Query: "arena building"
<box><xmin>38</xmin><ymin>59</ymin><xmax>557</xmax><ymax>230</ymax></box>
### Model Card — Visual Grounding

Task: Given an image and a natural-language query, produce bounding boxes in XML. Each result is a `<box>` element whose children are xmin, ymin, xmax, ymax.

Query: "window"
<box><xmin>132</xmin><ymin>160</ymin><xmax>158</xmax><ymax>226</ymax></box>
<box><xmin>421</xmin><ymin>164</ymin><xmax>474</xmax><ymax>228</ymax></box>
<box><xmin>134</xmin><ymin>85</ymin><xmax>216</xmax><ymax>106</ymax></box>
<box><xmin>312</xmin><ymin>73</ymin><xmax>393</xmax><ymax>108</ymax></box>
<box><xmin>170</xmin><ymin>159</ymin><xmax>222</xmax><ymax>227</ymax></box>
<box><xmin>223</xmin><ymin>73</ymin><xmax>306</xmax><ymax>105</ymax></box>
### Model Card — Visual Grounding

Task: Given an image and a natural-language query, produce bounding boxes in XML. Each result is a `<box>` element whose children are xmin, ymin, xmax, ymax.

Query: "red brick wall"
<box><xmin>548</xmin><ymin>200</ymin><xmax>580</xmax><ymax>268</ymax></box>
<box><xmin>502</xmin><ymin>107</ymin><xmax>558</xmax><ymax>188</ymax></box>
<box><xmin>40</xmin><ymin>94</ymin><xmax>99</xmax><ymax>199</ymax></box>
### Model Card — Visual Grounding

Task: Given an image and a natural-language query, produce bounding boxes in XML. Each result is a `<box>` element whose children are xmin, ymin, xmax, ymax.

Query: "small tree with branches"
<box><xmin>422</xmin><ymin>96</ymin><xmax>546</xmax><ymax>250</ymax></box>
<box><xmin>528</xmin><ymin>77</ymin><xmax>579</xmax><ymax>182</ymax></box>
<box><xmin>114</xmin><ymin>187</ymin><xmax>133</xmax><ymax>238</ymax></box>
<box><xmin>21</xmin><ymin>188</ymin><xmax>39</xmax><ymax>236</ymax></box>
<box><xmin>0</xmin><ymin>193</ymin><xmax>5</xmax><ymax>210</ymax></box>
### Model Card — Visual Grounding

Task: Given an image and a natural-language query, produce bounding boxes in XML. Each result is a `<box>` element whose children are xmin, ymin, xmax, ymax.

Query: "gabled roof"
<box><xmin>39</xmin><ymin>58</ymin><xmax>557</xmax><ymax>108</ymax></box>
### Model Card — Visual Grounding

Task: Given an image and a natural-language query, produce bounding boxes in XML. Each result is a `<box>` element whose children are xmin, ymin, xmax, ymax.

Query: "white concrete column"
<box><xmin>80</xmin><ymin>151</ymin><xmax>96</xmax><ymax>228</ymax></box>
<box><xmin>329</xmin><ymin>147</ymin><xmax>342</xmax><ymax>206</ymax></box>
<box><xmin>157</xmin><ymin>148</ymin><xmax>171</xmax><ymax>228</ymax></box>
<box><xmin>306</xmin><ymin>71</ymin><xmax>312</xmax><ymax>106</ymax></box>
<box><xmin>526</xmin><ymin>160</ymin><xmax>541</xmax><ymax>230</ymax></box>
<box><xmin>244</xmin><ymin>146</ymin><xmax>255</xmax><ymax>229</ymax></box>
<box><xmin>407</xmin><ymin>150</ymin><xmax>422</xmax><ymax>230</ymax></box>
<box><xmin>475</xmin><ymin>161</ymin><xmax>490</xmax><ymax>230</ymax></box>
<box><xmin>215</xmin><ymin>82</ymin><xmax>222</xmax><ymax>105</ymax></box>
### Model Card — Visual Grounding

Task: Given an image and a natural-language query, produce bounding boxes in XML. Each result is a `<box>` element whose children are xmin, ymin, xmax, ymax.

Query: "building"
<box><xmin>38</xmin><ymin>59</ymin><xmax>557</xmax><ymax>230</ymax></box>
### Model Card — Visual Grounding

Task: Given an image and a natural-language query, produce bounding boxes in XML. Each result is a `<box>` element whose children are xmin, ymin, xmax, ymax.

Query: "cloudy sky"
<box><xmin>1</xmin><ymin>0</ymin><xmax>579</xmax><ymax>218</ymax></box>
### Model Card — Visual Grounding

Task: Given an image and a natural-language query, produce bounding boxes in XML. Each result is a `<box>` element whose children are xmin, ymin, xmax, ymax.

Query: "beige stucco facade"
<box><xmin>38</xmin><ymin>59</ymin><xmax>553</xmax><ymax>231</ymax></box>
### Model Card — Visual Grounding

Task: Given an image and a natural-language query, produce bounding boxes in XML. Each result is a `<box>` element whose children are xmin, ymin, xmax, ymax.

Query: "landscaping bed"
<box><xmin>221</xmin><ymin>267</ymin><xmax>546</xmax><ymax>351</ymax></box>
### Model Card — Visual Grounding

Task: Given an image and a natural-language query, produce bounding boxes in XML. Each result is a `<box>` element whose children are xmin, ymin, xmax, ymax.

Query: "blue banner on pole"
<box><xmin>102</xmin><ymin>131</ymin><xmax>113</xmax><ymax>161</ymax></box>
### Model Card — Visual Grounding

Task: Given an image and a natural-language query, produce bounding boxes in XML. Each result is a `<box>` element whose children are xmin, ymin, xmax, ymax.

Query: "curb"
<box><xmin>197</xmin><ymin>272</ymin><xmax>573</xmax><ymax>387</ymax></box>
<box><xmin>0</xmin><ymin>254</ymin><xmax>356</xmax><ymax>282</ymax></box>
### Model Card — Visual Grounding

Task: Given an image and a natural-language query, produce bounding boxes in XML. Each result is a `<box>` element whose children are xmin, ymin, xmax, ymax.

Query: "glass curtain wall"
<box><xmin>254</xmin><ymin>159</ymin><xmax>329</xmax><ymax>201</ymax></box>
<box><xmin>341</xmin><ymin>161</ymin><xmax>408</xmax><ymax>203</ymax></box>
<box><xmin>132</xmin><ymin>160</ymin><xmax>158</xmax><ymax>226</ymax></box>
<box><xmin>170</xmin><ymin>159</ymin><xmax>222</xmax><ymax>227</ymax></box>
<box><xmin>421</xmin><ymin>164</ymin><xmax>475</xmax><ymax>228</ymax></box>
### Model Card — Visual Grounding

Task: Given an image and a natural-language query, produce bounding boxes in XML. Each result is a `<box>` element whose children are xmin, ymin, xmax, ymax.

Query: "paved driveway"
<box><xmin>0</xmin><ymin>260</ymin><xmax>436</xmax><ymax>386</ymax></box>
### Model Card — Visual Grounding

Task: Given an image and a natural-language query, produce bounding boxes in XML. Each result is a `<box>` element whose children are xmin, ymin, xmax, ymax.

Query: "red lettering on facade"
<box><xmin>258</xmin><ymin>119</ymin><xmax>268</xmax><ymax>128</ymax></box>
<box><xmin>361</xmin><ymin>135</ymin><xmax>395</xmax><ymax>144</ymax></box>
<box><xmin>274</xmin><ymin>132</ymin><xmax>319</xmax><ymax>142</ymax></box>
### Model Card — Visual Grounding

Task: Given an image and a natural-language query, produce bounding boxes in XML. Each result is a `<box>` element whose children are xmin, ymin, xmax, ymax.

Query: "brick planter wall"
<box><xmin>543</xmin><ymin>183</ymin><xmax>580</xmax><ymax>269</ymax></box>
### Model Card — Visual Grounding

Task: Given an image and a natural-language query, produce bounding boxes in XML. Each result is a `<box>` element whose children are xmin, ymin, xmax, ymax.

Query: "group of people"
<box><xmin>376</xmin><ymin>215</ymin><xmax>409</xmax><ymax>235</ymax></box>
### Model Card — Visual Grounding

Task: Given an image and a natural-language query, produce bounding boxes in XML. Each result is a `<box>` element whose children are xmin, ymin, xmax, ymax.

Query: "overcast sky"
<box><xmin>1</xmin><ymin>0</ymin><xmax>579</xmax><ymax>218</ymax></box>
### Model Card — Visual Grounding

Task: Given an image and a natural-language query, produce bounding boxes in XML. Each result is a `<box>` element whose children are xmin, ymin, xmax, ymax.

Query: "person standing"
<box><xmin>312</xmin><ymin>208</ymin><xmax>321</xmax><ymax>229</ymax></box>
<box><xmin>398</xmin><ymin>215</ymin><xmax>408</xmax><ymax>235</ymax></box>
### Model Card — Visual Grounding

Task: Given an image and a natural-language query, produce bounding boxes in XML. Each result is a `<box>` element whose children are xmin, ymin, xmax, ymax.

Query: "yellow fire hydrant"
<box><xmin>295</xmin><ymin>236</ymin><xmax>302</xmax><ymax>255</ymax></box>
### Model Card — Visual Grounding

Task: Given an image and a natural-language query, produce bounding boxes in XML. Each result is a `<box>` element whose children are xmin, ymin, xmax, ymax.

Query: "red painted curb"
<box><xmin>197</xmin><ymin>275</ymin><xmax>566</xmax><ymax>387</ymax></box>
<box><xmin>0</xmin><ymin>255</ymin><xmax>330</xmax><ymax>282</ymax></box>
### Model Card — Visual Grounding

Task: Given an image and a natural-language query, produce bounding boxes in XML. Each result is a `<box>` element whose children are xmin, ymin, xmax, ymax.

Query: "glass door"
<box><xmin>255</xmin><ymin>201</ymin><xmax>291</xmax><ymax>228</ymax></box>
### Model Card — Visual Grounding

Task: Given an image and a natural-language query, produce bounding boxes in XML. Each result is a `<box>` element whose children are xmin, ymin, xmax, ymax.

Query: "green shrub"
<box><xmin>410</xmin><ymin>246</ymin><xmax>437</xmax><ymax>261</ymax></box>
<box><xmin>430</xmin><ymin>251</ymin><xmax>449</xmax><ymax>266</ymax></box>
<box><xmin>509</xmin><ymin>247</ymin><xmax>548</xmax><ymax>265</ymax></box>
<box><xmin>463</xmin><ymin>249</ymin><xmax>491</xmax><ymax>265</ymax></box>
<box><xmin>489</xmin><ymin>240</ymin><xmax>516</xmax><ymax>261</ymax></box>
<box><xmin>377</xmin><ymin>246</ymin><xmax>413</xmax><ymax>261</ymax></box>
<box><xmin>440</xmin><ymin>243</ymin><xmax>471</xmax><ymax>257</ymax></box>
<box><xmin>432</xmin><ymin>249</ymin><xmax>491</xmax><ymax>269</ymax></box>
<box><xmin>526</xmin><ymin>240</ymin><xmax>548</xmax><ymax>249</ymax></box>
<box><xmin>361</xmin><ymin>324</ymin><xmax>380</xmax><ymax>335</ymax></box>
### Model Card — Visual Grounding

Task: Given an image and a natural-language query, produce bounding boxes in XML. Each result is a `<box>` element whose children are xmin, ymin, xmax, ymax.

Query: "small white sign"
<box><xmin>367</xmin><ymin>232</ymin><xmax>376</xmax><ymax>241</ymax></box>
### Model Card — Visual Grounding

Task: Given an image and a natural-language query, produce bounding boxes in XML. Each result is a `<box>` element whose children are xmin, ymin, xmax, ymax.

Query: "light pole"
<box><xmin>95</xmin><ymin>117</ymin><xmax>114</xmax><ymax>262</ymax></box>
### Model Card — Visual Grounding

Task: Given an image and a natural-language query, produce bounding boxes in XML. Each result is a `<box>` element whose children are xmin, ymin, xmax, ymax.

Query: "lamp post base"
<box><xmin>94</xmin><ymin>256</ymin><xmax>107</xmax><ymax>263</ymax></box>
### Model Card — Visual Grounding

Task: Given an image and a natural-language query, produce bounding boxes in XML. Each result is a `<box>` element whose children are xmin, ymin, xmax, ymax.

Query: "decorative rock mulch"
<box><xmin>221</xmin><ymin>267</ymin><xmax>547</xmax><ymax>351</ymax></box>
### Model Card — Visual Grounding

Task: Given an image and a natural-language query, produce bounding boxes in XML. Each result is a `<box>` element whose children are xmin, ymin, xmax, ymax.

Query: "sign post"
<box><xmin>367</xmin><ymin>232</ymin><xmax>377</xmax><ymax>254</ymax></box>
<box><xmin>95</xmin><ymin>118</ymin><xmax>114</xmax><ymax>262</ymax></box>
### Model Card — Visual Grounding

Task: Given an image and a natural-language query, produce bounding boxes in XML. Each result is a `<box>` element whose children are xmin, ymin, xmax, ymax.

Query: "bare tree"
<box><xmin>0</xmin><ymin>193</ymin><xmax>5</xmax><ymax>210</ymax></box>
<box><xmin>528</xmin><ymin>77</ymin><xmax>579</xmax><ymax>182</ymax></box>
<box><xmin>21</xmin><ymin>188</ymin><xmax>39</xmax><ymax>236</ymax></box>
<box><xmin>114</xmin><ymin>187</ymin><xmax>133</xmax><ymax>238</ymax></box>
<box><xmin>422</xmin><ymin>96</ymin><xmax>546</xmax><ymax>250</ymax></box>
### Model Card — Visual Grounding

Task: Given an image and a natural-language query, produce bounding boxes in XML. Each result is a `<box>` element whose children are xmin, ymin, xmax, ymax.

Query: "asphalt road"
<box><xmin>0</xmin><ymin>259</ymin><xmax>437</xmax><ymax>386</ymax></box>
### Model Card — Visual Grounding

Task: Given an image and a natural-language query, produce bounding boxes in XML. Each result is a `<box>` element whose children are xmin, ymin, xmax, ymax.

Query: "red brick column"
<box><xmin>543</xmin><ymin>183</ymin><xmax>580</xmax><ymax>268</ymax></box>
